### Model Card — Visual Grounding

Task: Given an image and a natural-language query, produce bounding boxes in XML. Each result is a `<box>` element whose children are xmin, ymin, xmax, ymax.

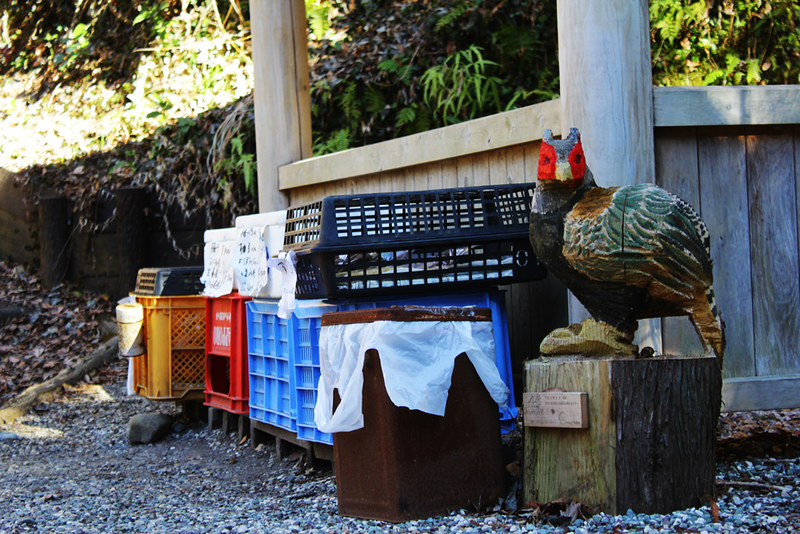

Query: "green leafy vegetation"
<box><xmin>1</xmin><ymin>1</ymin><xmax>258</xmax><ymax>254</ymax></box>
<box><xmin>2</xmin><ymin>0</ymin><xmax>799</xmax><ymax>247</ymax></box>
<box><xmin>308</xmin><ymin>0</ymin><xmax>558</xmax><ymax>154</ymax></box>
<box><xmin>650</xmin><ymin>0</ymin><xmax>800</xmax><ymax>86</ymax></box>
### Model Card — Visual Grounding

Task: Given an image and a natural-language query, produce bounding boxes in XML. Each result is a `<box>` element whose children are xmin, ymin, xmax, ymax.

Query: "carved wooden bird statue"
<box><xmin>529</xmin><ymin>128</ymin><xmax>724</xmax><ymax>362</ymax></box>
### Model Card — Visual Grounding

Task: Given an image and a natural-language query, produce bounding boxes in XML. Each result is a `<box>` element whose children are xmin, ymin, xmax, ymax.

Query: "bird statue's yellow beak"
<box><xmin>555</xmin><ymin>161</ymin><xmax>573</xmax><ymax>182</ymax></box>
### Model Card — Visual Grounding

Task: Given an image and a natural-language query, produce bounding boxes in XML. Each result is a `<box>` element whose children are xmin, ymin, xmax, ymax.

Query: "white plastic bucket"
<box><xmin>116</xmin><ymin>302</ymin><xmax>145</xmax><ymax>357</ymax></box>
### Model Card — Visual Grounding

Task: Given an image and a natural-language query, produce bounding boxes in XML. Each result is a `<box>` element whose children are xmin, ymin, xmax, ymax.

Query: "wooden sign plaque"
<box><xmin>523</xmin><ymin>391</ymin><xmax>589</xmax><ymax>429</ymax></box>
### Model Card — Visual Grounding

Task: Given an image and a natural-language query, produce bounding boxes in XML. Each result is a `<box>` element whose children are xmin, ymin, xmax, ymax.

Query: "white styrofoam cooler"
<box><xmin>202</xmin><ymin>227</ymin><xmax>239</xmax><ymax>296</ymax></box>
<box><xmin>234</xmin><ymin>211</ymin><xmax>287</xmax><ymax>298</ymax></box>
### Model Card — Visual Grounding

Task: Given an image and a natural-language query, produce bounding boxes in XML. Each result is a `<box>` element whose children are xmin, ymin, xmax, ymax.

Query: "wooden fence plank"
<box><xmin>698</xmin><ymin>134</ymin><xmax>755</xmax><ymax>379</ymax></box>
<box><xmin>654</xmin><ymin>129</ymin><xmax>705</xmax><ymax>356</ymax></box>
<box><xmin>411</xmin><ymin>165</ymin><xmax>427</xmax><ymax>191</ymax></box>
<box><xmin>506</xmin><ymin>146</ymin><xmax>528</xmax><ymax>184</ymax></box>
<box><xmin>796</xmin><ymin>128</ymin><xmax>800</xmax><ymax>285</ymax></box>
<box><xmin>507</xmin><ymin>283</ymin><xmax>532</xmax><ymax>365</ymax></box>
<box><xmin>746</xmin><ymin>134</ymin><xmax>800</xmax><ymax>376</ymax></box>
<box><xmin>472</xmin><ymin>151</ymin><xmax>490</xmax><ymax>187</ymax></box>
<box><xmin>278</xmin><ymin>99</ymin><xmax>562</xmax><ymax>190</ymax></box>
<box><xmin>0</xmin><ymin>169</ymin><xmax>36</xmax><ymax>264</ymax></box>
<box><xmin>428</xmin><ymin>162</ymin><xmax>444</xmax><ymax>190</ymax></box>
<box><xmin>654</xmin><ymin>86</ymin><xmax>800</xmax><ymax>127</ymax></box>
<box><xmin>523</xmin><ymin>143</ymin><xmax>540</xmax><ymax>183</ymax></box>
<box><xmin>488</xmin><ymin>149</ymin><xmax>506</xmax><ymax>186</ymax></box>
<box><xmin>722</xmin><ymin>375</ymin><xmax>800</xmax><ymax>412</ymax></box>
<box><xmin>441</xmin><ymin>159</ymin><xmax>458</xmax><ymax>189</ymax></box>
<box><xmin>392</xmin><ymin>168</ymin><xmax>407</xmax><ymax>193</ymax></box>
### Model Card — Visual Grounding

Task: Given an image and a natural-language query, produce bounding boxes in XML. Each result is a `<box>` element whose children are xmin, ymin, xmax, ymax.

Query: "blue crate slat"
<box><xmin>246</xmin><ymin>299</ymin><xmax>296</xmax><ymax>432</ymax></box>
<box><xmin>290</xmin><ymin>300</ymin><xmax>338</xmax><ymax>445</ymax></box>
<box><xmin>247</xmin><ymin>290</ymin><xmax>518</xmax><ymax>446</ymax></box>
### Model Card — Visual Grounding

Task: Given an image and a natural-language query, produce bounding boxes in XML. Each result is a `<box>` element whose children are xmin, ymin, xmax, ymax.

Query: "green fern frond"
<box><xmin>745</xmin><ymin>59</ymin><xmax>761</xmax><ymax>84</ymax></box>
<box><xmin>395</xmin><ymin>106</ymin><xmax>416</xmax><ymax>128</ymax></box>
<box><xmin>378</xmin><ymin>58</ymin><xmax>399</xmax><ymax>73</ymax></box>
<box><xmin>337</xmin><ymin>82</ymin><xmax>361</xmax><ymax>122</ymax></box>
<box><xmin>434</xmin><ymin>2</ymin><xmax>470</xmax><ymax>33</ymax></box>
<box><xmin>364</xmin><ymin>88</ymin><xmax>385</xmax><ymax>114</ymax></box>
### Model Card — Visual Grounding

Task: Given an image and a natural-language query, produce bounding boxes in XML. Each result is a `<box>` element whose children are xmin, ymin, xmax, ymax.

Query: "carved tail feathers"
<box><xmin>691</xmin><ymin>285</ymin><xmax>725</xmax><ymax>366</ymax></box>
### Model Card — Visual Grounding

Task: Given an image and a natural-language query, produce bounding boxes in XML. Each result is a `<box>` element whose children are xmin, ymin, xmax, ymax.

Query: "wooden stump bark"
<box><xmin>115</xmin><ymin>187</ymin><xmax>147</xmax><ymax>297</ymax></box>
<box><xmin>523</xmin><ymin>354</ymin><xmax>721</xmax><ymax>515</ymax></box>
<box><xmin>38</xmin><ymin>195</ymin><xmax>70</xmax><ymax>288</ymax></box>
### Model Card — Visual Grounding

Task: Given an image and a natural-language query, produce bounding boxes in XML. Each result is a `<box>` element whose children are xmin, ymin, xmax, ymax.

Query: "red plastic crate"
<box><xmin>204</xmin><ymin>293</ymin><xmax>251</xmax><ymax>414</ymax></box>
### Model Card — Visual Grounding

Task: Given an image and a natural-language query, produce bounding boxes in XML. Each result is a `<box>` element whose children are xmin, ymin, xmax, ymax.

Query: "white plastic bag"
<box><xmin>266</xmin><ymin>250</ymin><xmax>298</xmax><ymax>319</ymax></box>
<box><xmin>314</xmin><ymin>319</ymin><xmax>509</xmax><ymax>433</ymax></box>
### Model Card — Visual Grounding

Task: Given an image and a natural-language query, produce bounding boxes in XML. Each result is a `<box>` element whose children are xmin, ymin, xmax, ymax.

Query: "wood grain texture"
<box><xmin>392</xmin><ymin>167</ymin><xmax>407</xmax><ymax>193</ymax></box>
<box><xmin>278</xmin><ymin>100</ymin><xmax>562</xmax><ymax>190</ymax></box>
<box><xmin>523</xmin><ymin>358</ymin><xmax>617</xmax><ymax>511</ymax></box>
<box><xmin>488</xmin><ymin>149</ymin><xmax>506</xmax><ymax>186</ymax></box>
<box><xmin>440</xmin><ymin>159</ymin><xmax>458</xmax><ymax>190</ymax></box>
<box><xmin>558</xmin><ymin>0</ymin><xmax>655</xmax><ymax>331</ymax></box>
<box><xmin>427</xmin><ymin>162</ymin><xmax>445</xmax><ymax>190</ymax></box>
<box><xmin>612</xmin><ymin>356</ymin><xmax>720</xmax><ymax>514</ymax></box>
<box><xmin>722</xmin><ymin>375</ymin><xmax>800</xmax><ymax>412</ymax></box>
<box><xmin>558</xmin><ymin>0</ymin><xmax>654</xmax><ymax>188</ymax></box>
<box><xmin>698</xmin><ymin>134</ymin><xmax>754</xmax><ymax>379</ymax></box>
<box><xmin>654</xmin><ymin>130</ymin><xmax>705</xmax><ymax>356</ymax></box>
<box><xmin>746</xmin><ymin>134</ymin><xmax>800</xmax><ymax>376</ymax></box>
<box><xmin>654</xmin><ymin>86</ymin><xmax>800</xmax><ymax>127</ymax></box>
<box><xmin>796</xmin><ymin>128</ymin><xmax>800</xmax><ymax>301</ymax></box>
<box><xmin>457</xmin><ymin>154</ymin><xmax>475</xmax><ymax>187</ymax></box>
<box><xmin>523</xmin><ymin>143</ymin><xmax>541</xmax><ymax>183</ymax></box>
<box><xmin>525</xmin><ymin>356</ymin><xmax>720</xmax><ymax>514</ymax></box>
<box><xmin>505</xmin><ymin>146</ymin><xmax>526</xmax><ymax>185</ymax></box>
<box><xmin>411</xmin><ymin>164</ymin><xmax>428</xmax><ymax>191</ymax></box>
<box><xmin>472</xmin><ymin>152</ymin><xmax>489</xmax><ymax>188</ymax></box>
<box><xmin>251</xmin><ymin>0</ymin><xmax>311</xmax><ymax>211</ymax></box>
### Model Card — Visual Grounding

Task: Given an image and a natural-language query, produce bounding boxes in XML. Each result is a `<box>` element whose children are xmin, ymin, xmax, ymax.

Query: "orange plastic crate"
<box><xmin>135</xmin><ymin>295</ymin><xmax>206</xmax><ymax>400</ymax></box>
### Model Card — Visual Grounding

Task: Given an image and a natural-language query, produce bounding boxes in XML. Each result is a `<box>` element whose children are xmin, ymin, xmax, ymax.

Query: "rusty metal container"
<box><xmin>322</xmin><ymin>307</ymin><xmax>505</xmax><ymax>522</ymax></box>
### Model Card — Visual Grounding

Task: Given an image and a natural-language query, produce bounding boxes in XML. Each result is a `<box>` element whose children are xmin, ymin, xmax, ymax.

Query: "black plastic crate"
<box><xmin>134</xmin><ymin>267</ymin><xmax>204</xmax><ymax>296</ymax></box>
<box><xmin>283</xmin><ymin>184</ymin><xmax>546</xmax><ymax>298</ymax></box>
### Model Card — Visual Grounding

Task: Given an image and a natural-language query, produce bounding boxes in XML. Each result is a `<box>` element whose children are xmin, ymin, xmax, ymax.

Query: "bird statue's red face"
<box><xmin>538</xmin><ymin>128</ymin><xmax>586</xmax><ymax>187</ymax></box>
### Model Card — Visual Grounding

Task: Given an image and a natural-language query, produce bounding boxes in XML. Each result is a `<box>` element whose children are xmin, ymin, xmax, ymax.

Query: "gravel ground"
<box><xmin>0</xmin><ymin>363</ymin><xmax>798</xmax><ymax>534</ymax></box>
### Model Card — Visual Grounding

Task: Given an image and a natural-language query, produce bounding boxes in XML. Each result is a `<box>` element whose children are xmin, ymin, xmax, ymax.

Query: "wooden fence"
<box><xmin>277</xmin><ymin>85</ymin><xmax>800</xmax><ymax>412</ymax></box>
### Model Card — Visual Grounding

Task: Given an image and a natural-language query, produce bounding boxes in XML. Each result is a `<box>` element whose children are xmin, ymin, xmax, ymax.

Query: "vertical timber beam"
<box><xmin>556</xmin><ymin>0</ymin><xmax>660</xmax><ymax>351</ymax></box>
<box><xmin>250</xmin><ymin>0</ymin><xmax>312</xmax><ymax>212</ymax></box>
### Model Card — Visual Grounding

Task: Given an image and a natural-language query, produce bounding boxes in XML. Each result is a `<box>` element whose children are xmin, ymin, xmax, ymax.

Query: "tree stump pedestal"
<box><xmin>523</xmin><ymin>354</ymin><xmax>721</xmax><ymax>514</ymax></box>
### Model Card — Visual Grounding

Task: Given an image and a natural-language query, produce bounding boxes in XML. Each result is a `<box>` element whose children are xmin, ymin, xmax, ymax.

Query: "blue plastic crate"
<box><xmin>337</xmin><ymin>290</ymin><xmax>518</xmax><ymax>429</ymax></box>
<box><xmin>290</xmin><ymin>300</ymin><xmax>338</xmax><ymax>445</ymax></box>
<box><xmin>248</xmin><ymin>291</ymin><xmax>518</xmax><ymax>444</ymax></box>
<box><xmin>246</xmin><ymin>299</ymin><xmax>295</xmax><ymax>431</ymax></box>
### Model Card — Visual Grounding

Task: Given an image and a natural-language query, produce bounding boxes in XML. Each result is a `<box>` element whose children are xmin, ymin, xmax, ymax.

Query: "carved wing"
<box><xmin>563</xmin><ymin>184</ymin><xmax>712</xmax><ymax>298</ymax></box>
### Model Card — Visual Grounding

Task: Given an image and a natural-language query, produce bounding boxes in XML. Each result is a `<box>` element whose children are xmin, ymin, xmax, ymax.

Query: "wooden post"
<box><xmin>250</xmin><ymin>0</ymin><xmax>312</xmax><ymax>212</ymax></box>
<box><xmin>115</xmin><ymin>187</ymin><xmax>147</xmax><ymax>298</ymax></box>
<box><xmin>523</xmin><ymin>355</ymin><xmax>721</xmax><ymax>514</ymax></box>
<box><xmin>556</xmin><ymin>0</ymin><xmax>660</xmax><ymax>351</ymax></box>
<box><xmin>38</xmin><ymin>195</ymin><xmax>70</xmax><ymax>288</ymax></box>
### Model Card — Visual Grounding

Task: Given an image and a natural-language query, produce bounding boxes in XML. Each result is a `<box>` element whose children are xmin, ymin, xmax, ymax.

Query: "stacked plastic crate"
<box><xmin>204</xmin><ymin>293</ymin><xmax>251</xmax><ymax>413</ymax></box>
<box><xmin>132</xmin><ymin>267</ymin><xmax>206</xmax><ymax>401</ymax></box>
<box><xmin>245</xmin><ymin>183</ymin><xmax>546</xmax><ymax>446</ymax></box>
